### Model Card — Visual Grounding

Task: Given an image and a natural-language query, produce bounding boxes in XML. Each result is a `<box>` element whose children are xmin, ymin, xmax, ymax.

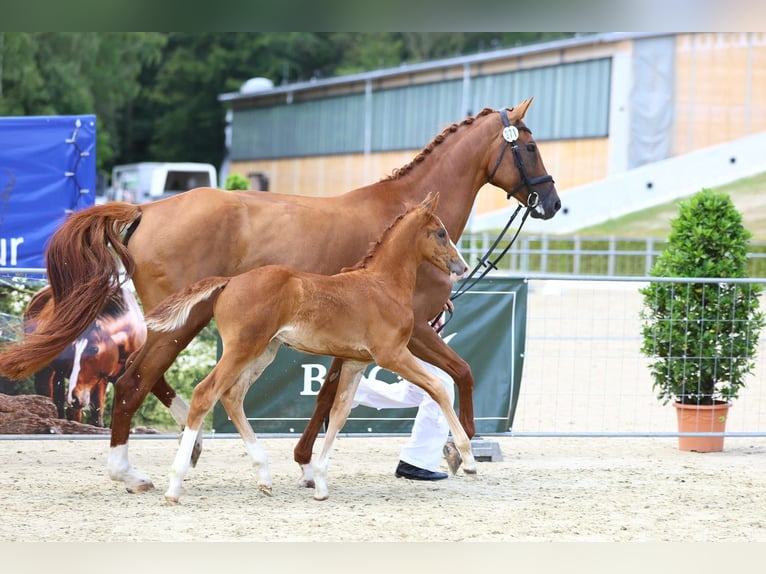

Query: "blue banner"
<box><xmin>0</xmin><ymin>115</ymin><xmax>96</xmax><ymax>270</ymax></box>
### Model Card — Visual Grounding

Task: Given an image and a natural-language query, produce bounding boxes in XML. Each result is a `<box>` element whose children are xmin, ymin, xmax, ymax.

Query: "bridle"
<box><xmin>430</xmin><ymin>108</ymin><xmax>555</xmax><ymax>331</ymax></box>
<box><xmin>487</xmin><ymin>107</ymin><xmax>554</xmax><ymax>207</ymax></box>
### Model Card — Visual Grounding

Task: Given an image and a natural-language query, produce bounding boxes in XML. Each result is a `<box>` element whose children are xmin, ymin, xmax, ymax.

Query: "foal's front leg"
<box><xmin>380</xmin><ymin>350</ymin><xmax>478</xmax><ymax>476</ymax></box>
<box><xmin>312</xmin><ymin>361</ymin><xmax>367</xmax><ymax>501</ymax></box>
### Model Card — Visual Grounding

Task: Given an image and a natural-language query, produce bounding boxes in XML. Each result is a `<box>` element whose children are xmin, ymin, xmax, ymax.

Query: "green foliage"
<box><xmin>225</xmin><ymin>173</ymin><xmax>249</xmax><ymax>191</ymax></box>
<box><xmin>640</xmin><ymin>189</ymin><xmax>765</xmax><ymax>405</ymax></box>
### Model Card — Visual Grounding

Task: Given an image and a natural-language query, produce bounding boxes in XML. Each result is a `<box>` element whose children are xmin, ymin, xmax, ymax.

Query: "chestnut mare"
<box><xmin>147</xmin><ymin>193</ymin><xmax>470</xmax><ymax>501</ymax></box>
<box><xmin>0</xmin><ymin>99</ymin><xmax>559</xmax><ymax>492</ymax></box>
<box><xmin>22</xmin><ymin>285</ymin><xmax>146</xmax><ymax>427</ymax></box>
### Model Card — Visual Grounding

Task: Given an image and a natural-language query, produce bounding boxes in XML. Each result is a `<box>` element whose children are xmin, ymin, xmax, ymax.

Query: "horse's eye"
<box><xmin>526</xmin><ymin>143</ymin><xmax>537</xmax><ymax>153</ymax></box>
<box><xmin>437</xmin><ymin>229</ymin><xmax>447</xmax><ymax>239</ymax></box>
<box><xmin>87</xmin><ymin>346</ymin><xmax>99</xmax><ymax>355</ymax></box>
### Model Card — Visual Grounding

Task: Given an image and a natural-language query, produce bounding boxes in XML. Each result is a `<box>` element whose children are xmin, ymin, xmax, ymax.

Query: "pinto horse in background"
<box><xmin>147</xmin><ymin>193</ymin><xmax>472</xmax><ymax>501</ymax></box>
<box><xmin>23</xmin><ymin>285</ymin><xmax>146</xmax><ymax>427</ymax></box>
<box><xmin>0</xmin><ymin>98</ymin><xmax>560</xmax><ymax>492</ymax></box>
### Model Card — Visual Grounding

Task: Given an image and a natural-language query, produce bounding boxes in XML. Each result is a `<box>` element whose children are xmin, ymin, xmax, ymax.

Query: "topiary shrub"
<box><xmin>640</xmin><ymin>188</ymin><xmax>764</xmax><ymax>405</ymax></box>
<box><xmin>225</xmin><ymin>173</ymin><xmax>249</xmax><ymax>191</ymax></box>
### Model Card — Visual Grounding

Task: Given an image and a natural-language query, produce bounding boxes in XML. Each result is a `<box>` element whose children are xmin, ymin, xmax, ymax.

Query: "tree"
<box><xmin>0</xmin><ymin>32</ymin><xmax>165</xmax><ymax>175</ymax></box>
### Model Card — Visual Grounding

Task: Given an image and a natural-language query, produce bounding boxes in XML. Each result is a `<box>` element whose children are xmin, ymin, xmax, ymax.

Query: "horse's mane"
<box><xmin>341</xmin><ymin>208</ymin><xmax>411</xmax><ymax>272</ymax></box>
<box><xmin>381</xmin><ymin>107</ymin><xmax>495</xmax><ymax>181</ymax></box>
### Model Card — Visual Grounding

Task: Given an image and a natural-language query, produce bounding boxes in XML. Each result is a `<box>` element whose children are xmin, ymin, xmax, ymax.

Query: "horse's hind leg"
<box><xmin>312</xmin><ymin>361</ymin><xmax>367</xmax><ymax>501</ymax></box>
<box><xmin>218</xmin><ymin>341</ymin><xmax>280</xmax><ymax>497</ymax></box>
<box><xmin>294</xmin><ymin>356</ymin><xmax>344</xmax><ymax>488</ymax></box>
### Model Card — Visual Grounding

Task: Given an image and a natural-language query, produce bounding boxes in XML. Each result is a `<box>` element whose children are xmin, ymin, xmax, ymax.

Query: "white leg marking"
<box><xmin>165</xmin><ymin>427</ymin><xmax>200</xmax><ymax>503</ymax></box>
<box><xmin>245</xmin><ymin>440</ymin><xmax>273</xmax><ymax>495</ymax></box>
<box><xmin>107</xmin><ymin>444</ymin><xmax>154</xmax><ymax>492</ymax></box>
<box><xmin>67</xmin><ymin>339</ymin><xmax>87</xmax><ymax>403</ymax></box>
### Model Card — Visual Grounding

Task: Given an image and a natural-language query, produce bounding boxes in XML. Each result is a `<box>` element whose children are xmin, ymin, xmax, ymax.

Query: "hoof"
<box><xmin>259</xmin><ymin>485</ymin><xmax>273</xmax><ymax>497</ymax></box>
<box><xmin>313</xmin><ymin>493</ymin><xmax>328</xmax><ymax>501</ymax></box>
<box><xmin>298</xmin><ymin>478</ymin><xmax>315</xmax><ymax>489</ymax></box>
<box><xmin>443</xmin><ymin>441</ymin><xmax>462</xmax><ymax>475</ymax></box>
<box><xmin>463</xmin><ymin>467</ymin><xmax>478</xmax><ymax>476</ymax></box>
<box><xmin>164</xmin><ymin>495</ymin><xmax>180</xmax><ymax>504</ymax></box>
<box><xmin>126</xmin><ymin>481</ymin><xmax>155</xmax><ymax>494</ymax></box>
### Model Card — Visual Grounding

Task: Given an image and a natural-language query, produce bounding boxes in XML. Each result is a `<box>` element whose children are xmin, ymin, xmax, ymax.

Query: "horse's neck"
<box><xmin>381</xmin><ymin>113</ymin><xmax>496</xmax><ymax>238</ymax></box>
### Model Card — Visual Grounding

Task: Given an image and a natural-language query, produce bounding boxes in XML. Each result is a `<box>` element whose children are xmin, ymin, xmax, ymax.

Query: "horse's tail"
<box><xmin>145</xmin><ymin>277</ymin><xmax>230</xmax><ymax>333</ymax></box>
<box><xmin>0</xmin><ymin>203</ymin><xmax>141</xmax><ymax>381</ymax></box>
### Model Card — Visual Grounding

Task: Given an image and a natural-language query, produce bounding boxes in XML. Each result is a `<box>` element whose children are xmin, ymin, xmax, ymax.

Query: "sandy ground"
<box><xmin>1</xmin><ymin>433</ymin><xmax>764</xmax><ymax>543</ymax></box>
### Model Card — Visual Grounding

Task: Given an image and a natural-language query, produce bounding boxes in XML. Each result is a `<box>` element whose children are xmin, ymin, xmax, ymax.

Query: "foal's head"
<box><xmin>412</xmin><ymin>192</ymin><xmax>469</xmax><ymax>282</ymax></box>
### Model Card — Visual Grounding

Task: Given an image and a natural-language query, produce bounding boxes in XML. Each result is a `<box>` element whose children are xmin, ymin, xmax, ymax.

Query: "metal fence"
<box><xmin>3</xmin><ymin>267</ymin><xmax>766</xmax><ymax>439</ymax></box>
<box><xmin>459</xmin><ymin>234</ymin><xmax>766</xmax><ymax>277</ymax></box>
<box><xmin>512</xmin><ymin>274</ymin><xmax>766</xmax><ymax>437</ymax></box>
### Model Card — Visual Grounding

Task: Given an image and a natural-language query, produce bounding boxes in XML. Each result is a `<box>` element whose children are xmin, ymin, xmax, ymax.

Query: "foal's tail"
<box><xmin>0</xmin><ymin>203</ymin><xmax>141</xmax><ymax>381</ymax></box>
<box><xmin>145</xmin><ymin>277</ymin><xmax>230</xmax><ymax>333</ymax></box>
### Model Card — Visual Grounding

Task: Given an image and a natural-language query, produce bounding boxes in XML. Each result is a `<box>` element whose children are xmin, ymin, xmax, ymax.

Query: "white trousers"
<box><xmin>353</xmin><ymin>360</ymin><xmax>455</xmax><ymax>472</ymax></box>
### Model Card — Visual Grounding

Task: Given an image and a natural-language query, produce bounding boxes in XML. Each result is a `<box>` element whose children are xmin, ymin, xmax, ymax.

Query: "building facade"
<box><xmin>220</xmin><ymin>32</ymin><xmax>766</xmax><ymax>220</ymax></box>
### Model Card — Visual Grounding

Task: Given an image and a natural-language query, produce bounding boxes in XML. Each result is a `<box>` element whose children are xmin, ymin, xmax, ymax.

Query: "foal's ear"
<box><xmin>508</xmin><ymin>97</ymin><xmax>534</xmax><ymax>122</ymax></box>
<box><xmin>421</xmin><ymin>191</ymin><xmax>439</xmax><ymax>214</ymax></box>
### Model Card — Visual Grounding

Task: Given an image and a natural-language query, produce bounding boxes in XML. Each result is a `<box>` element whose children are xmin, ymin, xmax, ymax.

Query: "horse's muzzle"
<box><xmin>530</xmin><ymin>185</ymin><xmax>561</xmax><ymax>220</ymax></box>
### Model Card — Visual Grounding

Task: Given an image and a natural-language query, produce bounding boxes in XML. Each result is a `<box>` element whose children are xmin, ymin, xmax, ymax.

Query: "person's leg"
<box><xmin>398</xmin><ymin>362</ymin><xmax>455</xmax><ymax>472</ymax></box>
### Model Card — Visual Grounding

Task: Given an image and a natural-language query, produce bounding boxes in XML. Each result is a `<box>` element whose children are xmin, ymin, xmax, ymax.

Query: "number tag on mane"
<box><xmin>502</xmin><ymin>125</ymin><xmax>519</xmax><ymax>143</ymax></box>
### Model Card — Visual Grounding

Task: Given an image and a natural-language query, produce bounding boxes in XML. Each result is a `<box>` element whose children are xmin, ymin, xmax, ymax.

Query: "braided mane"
<box><xmin>381</xmin><ymin>107</ymin><xmax>496</xmax><ymax>181</ymax></box>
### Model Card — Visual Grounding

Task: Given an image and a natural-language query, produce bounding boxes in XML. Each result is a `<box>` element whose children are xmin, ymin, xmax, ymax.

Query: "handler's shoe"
<box><xmin>442</xmin><ymin>441</ymin><xmax>462</xmax><ymax>475</ymax></box>
<box><xmin>395</xmin><ymin>460</ymin><xmax>448</xmax><ymax>481</ymax></box>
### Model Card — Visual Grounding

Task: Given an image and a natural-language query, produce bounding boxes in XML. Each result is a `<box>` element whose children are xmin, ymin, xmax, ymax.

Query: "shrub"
<box><xmin>225</xmin><ymin>173</ymin><xmax>249</xmax><ymax>191</ymax></box>
<box><xmin>640</xmin><ymin>189</ymin><xmax>764</xmax><ymax>405</ymax></box>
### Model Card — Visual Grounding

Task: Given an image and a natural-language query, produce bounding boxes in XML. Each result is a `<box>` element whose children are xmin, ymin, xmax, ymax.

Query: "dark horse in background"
<box><xmin>0</xmin><ymin>99</ymin><xmax>560</xmax><ymax>492</ymax></box>
<box><xmin>23</xmin><ymin>285</ymin><xmax>146</xmax><ymax>427</ymax></box>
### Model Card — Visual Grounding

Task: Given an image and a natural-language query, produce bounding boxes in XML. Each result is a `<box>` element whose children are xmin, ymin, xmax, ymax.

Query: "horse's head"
<box><xmin>415</xmin><ymin>192</ymin><xmax>470</xmax><ymax>282</ymax></box>
<box><xmin>67</xmin><ymin>321</ymin><xmax>122</xmax><ymax>410</ymax></box>
<box><xmin>487</xmin><ymin>98</ymin><xmax>560</xmax><ymax>220</ymax></box>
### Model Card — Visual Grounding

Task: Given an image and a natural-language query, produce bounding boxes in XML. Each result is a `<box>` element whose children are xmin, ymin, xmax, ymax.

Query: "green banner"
<box><xmin>213</xmin><ymin>275</ymin><xmax>527</xmax><ymax>435</ymax></box>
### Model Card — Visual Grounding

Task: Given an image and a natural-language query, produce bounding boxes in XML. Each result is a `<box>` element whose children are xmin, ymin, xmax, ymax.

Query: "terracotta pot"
<box><xmin>673</xmin><ymin>401</ymin><xmax>730</xmax><ymax>452</ymax></box>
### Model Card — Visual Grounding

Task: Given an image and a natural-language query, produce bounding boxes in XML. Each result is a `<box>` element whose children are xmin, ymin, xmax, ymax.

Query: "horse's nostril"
<box><xmin>554</xmin><ymin>199</ymin><xmax>561</xmax><ymax>212</ymax></box>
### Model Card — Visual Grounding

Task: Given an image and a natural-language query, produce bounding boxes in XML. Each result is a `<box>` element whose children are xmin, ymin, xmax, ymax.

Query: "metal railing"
<box><xmin>458</xmin><ymin>234</ymin><xmax>766</xmax><ymax>277</ymax></box>
<box><xmin>513</xmin><ymin>274</ymin><xmax>766</xmax><ymax>437</ymax></box>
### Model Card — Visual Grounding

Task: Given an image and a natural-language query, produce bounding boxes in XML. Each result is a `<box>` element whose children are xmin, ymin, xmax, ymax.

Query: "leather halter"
<box><xmin>487</xmin><ymin>108</ymin><xmax>554</xmax><ymax>207</ymax></box>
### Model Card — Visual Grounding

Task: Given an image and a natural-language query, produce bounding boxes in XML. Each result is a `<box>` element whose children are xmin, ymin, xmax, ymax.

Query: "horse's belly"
<box><xmin>275</xmin><ymin>327</ymin><xmax>371</xmax><ymax>362</ymax></box>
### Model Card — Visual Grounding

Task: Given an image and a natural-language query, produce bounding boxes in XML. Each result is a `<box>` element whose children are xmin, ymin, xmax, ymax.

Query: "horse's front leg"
<box><xmin>312</xmin><ymin>361</ymin><xmax>366</xmax><ymax>501</ymax></box>
<box><xmin>408</xmin><ymin>320</ymin><xmax>475</xmax><ymax>439</ymax></box>
<box><xmin>293</xmin><ymin>356</ymin><xmax>344</xmax><ymax>488</ymax></box>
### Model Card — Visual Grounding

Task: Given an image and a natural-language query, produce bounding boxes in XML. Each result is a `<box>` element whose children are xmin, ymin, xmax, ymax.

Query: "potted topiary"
<box><xmin>639</xmin><ymin>188</ymin><xmax>764</xmax><ymax>452</ymax></box>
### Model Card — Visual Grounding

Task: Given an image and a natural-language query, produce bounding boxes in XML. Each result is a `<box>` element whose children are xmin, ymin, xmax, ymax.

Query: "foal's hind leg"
<box><xmin>312</xmin><ymin>361</ymin><xmax>367</xmax><ymax>501</ymax></box>
<box><xmin>109</xmin><ymin>305</ymin><xmax>212</xmax><ymax>492</ymax></box>
<box><xmin>218</xmin><ymin>341</ymin><xmax>281</xmax><ymax>497</ymax></box>
<box><xmin>165</xmin><ymin>344</ymin><xmax>273</xmax><ymax>504</ymax></box>
<box><xmin>294</xmin><ymin>356</ymin><xmax>343</xmax><ymax>488</ymax></box>
<box><xmin>149</xmin><ymin>375</ymin><xmax>203</xmax><ymax>467</ymax></box>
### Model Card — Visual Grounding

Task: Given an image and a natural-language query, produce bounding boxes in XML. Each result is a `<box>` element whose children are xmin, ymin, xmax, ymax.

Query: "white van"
<box><xmin>104</xmin><ymin>162</ymin><xmax>217</xmax><ymax>204</ymax></box>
